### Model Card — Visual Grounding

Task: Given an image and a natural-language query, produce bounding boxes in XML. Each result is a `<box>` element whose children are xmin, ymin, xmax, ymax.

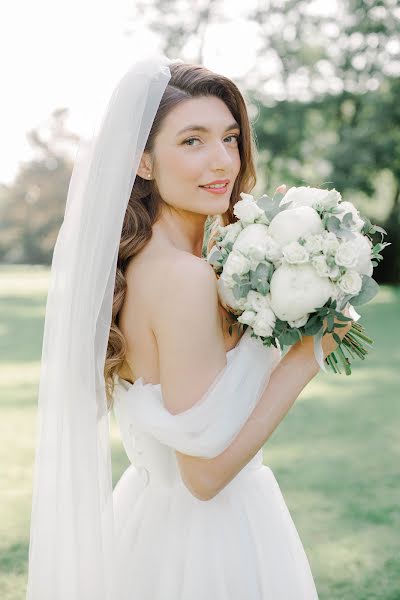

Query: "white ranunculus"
<box><xmin>216</xmin><ymin>277</ymin><xmax>247</xmax><ymax>312</ymax></box>
<box><xmin>279</xmin><ymin>186</ymin><xmax>341</xmax><ymax>210</ymax></box>
<box><xmin>337</xmin><ymin>270</ymin><xmax>363</xmax><ymax>295</ymax></box>
<box><xmin>219</xmin><ymin>221</ymin><xmax>243</xmax><ymax>247</ymax></box>
<box><xmin>268</xmin><ymin>206</ymin><xmax>324</xmax><ymax>246</ymax></box>
<box><xmin>312</xmin><ymin>255</ymin><xmax>340</xmax><ymax>279</ymax></box>
<box><xmin>233</xmin><ymin>193</ymin><xmax>266</xmax><ymax>224</ymax></box>
<box><xmin>335</xmin><ymin>201</ymin><xmax>365</xmax><ymax>233</ymax></box>
<box><xmin>335</xmin><ymin>241</ymin><xmax>359</xmax><ymax>269</ymax></box>
<box><xmin>221</xmin><ymin>250</ymin><xmax>252</xmax><ymax>287</ymax></box>
<box><xmin>282</xmin><ymin>241</ymin><xmax>310</xmax><ymax>264</ymax></box>
<box><xmin>233</xmin><ymin>223</ymin><xmax>271</xmax><ymax>262</ymax></box>
<box><xmin>244</xmin><ymin>290</ymin><xmax>271</xmax><ymax>312</ymax></box>
<box><xmin>238</xmin><ymin>310</ymin><xmax>257</xmax><ymax>326</ymax></box>
<box><xmin>303</xmin><ymin>233</ymin><xmax>324</xmax><ymax>255</ymax></box>
<box><xmin>321</xmin><ymin>231</ymin><xmax>340</xmax><ymax>255</ymax></box>
<box><xmin>252</xmin><ymin>307</ymin><xmax>276</xmax><ymax>337</ymax></box>
<box><xmin>349</xmin><ymin>231</ymin><xmax>373</xmax><ymax>276</ymax></box>
<box><xmin>269</xmin><ymin>263</ymin><xmax>334</xmax><ymax>321</ymax></box>
<box><xmin>288</xmin><ymin>313</ymin><xmax>310</xmax><ymax>328</ymax></box>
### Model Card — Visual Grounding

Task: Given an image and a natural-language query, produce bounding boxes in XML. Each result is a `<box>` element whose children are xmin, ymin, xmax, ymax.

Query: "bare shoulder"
<box><xmin>148</xmin><ymin>249</ymin><xmax>227</xmax><ymax>415</ymax></box>
<box><xmin>145</xmin><ymin>250</ymin><xmax>218</xmax><ymax>323</ymax></box>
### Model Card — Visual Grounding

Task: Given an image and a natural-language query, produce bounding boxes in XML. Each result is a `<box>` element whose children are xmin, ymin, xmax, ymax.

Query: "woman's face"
<box><xmin>143</xmin><ymin>96</ymin><xmax>241</xmax><ymax>217</ymax></box>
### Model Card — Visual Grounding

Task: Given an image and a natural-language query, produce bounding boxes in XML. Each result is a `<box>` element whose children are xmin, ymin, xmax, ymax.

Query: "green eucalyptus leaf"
<box><xmin>256</xmin><ymin>193</ymin><xmax>284</xmax><ymax>221</ymax></box>
<box><xmin>232</xmin><ymin>284</ymin><xmax>241</xmax><ymax>300</ymax></box>
<box><xmin>350</xmin><ymin>275</ymin><xmax>379</xmax><ymax>306</ymax></box>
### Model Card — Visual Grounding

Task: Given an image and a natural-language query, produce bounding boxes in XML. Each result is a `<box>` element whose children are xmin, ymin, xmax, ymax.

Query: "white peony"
<box><xmin>233</xmin><ymin>223</ymin><xmax>272</xmax><ymax>262</ymax></box>
<box><xmin>321</xmin><ymin>231</ymin><xmax>340</xmax><ymax>255</ymax></box>
<box><xmin>288</xmin><ymin>313</ymin><xmax>310</xmax><ymax>328</ymax></box>
<box><xmin>335</xmin><ymin>201</ymin><xmax>365</xmax><ymax>233</ymax></box>
<box><xmin>312</xmin><ymin>254</ymin><xmax>340</xmax><ymax>279</ymax></box>
<box><xmin>337</xmin><ymin>270</ymin><xmax>363</xmax><ymax>295</ymax></box>
<box><xmin>244</xmin><ymin>290</ymin><xmax>271</xmax><ymax>312</ymax></box>
<box><xmin>303</xmin><ymin>233</ymin><xmax>324</xmax><ymax>255</ymax></box>
<box><xmin>268</xmin><ymin>206</ymin><xmax>324</xmax><ymax>246</ymax></box>
<box><xmin>216</xmin><ymin>276</ymin><xmax>247</xmax><ymax>312</ymax></box>
<box><xmin>219</xmin><ymin>221</ymin><xmax>243</xmax><ymax>248</ymax></box>
<box><xmin>252</xmin><ymin>307</ymin><xmax>276</xmax><ymax>337</ymax></box>
<box><xmin>335</xmin><ymin>241</ymin><xmax>359</xmax><ymax>269</ymax></box>
<box><xmin>279</xmin><ymin>186</ymin><xmax>341</xmax><ymax>210</ymax></box>
<box><xmin>282</xmin><ymin>241</ymin><xmax>310</xmax><ymax>264</ymax></box>
<box><xmin>238</xmin><ymin>310</ymin><xmax>257</xmax><ymax>326</ymax></box>
<box><xmin>221</xmin><ymin>250</ymin><xmax>252</xmax><ymax>287</ymax></box>
<box><xmin>269</xmin><ymin>263</ymin><xmax>334</xmax><ymax>321</ymax></box>
<box><xmin>233</xmin><ymin>193</ymin><xmax>266</xmax><ymax>224</ymax></box>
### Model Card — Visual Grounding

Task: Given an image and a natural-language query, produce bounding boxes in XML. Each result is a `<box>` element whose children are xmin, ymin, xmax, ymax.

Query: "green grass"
<box><xmin>1</xmin><ymin>264</ymin><xmax>399</xmax><ymax>599</ymax></box>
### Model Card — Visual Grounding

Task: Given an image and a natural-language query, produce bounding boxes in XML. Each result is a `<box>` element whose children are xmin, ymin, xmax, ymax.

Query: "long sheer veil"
<box><xmin>26</xmin><ymin>53</ymin><xmax>179</xmax><ymax>599</ymax></box>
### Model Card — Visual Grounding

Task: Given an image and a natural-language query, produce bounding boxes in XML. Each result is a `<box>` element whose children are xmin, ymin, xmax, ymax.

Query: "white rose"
<box><xmin>269</xmin><ymin>263</ymin><xmax>334</xmax><ymax>321</ymax></box>
<box><xmin>244</xmin><ymin>290</ymin><xmax>271</xmax><ymax>312</ymax></box>
<box><xmin>264</xmin><ymin>235</ymin><xmax>283</xmax><ymax>263</ymax></box>
<box><xmin>282</xmin><ymin>241</ymin><xmax>310</xmax><ymax>264</ymax></box>
<box><xmin>219</xmin><ymin>221</ymin><xmax>243</xmax><ymax>248</ymax></box>
<box><xmin>312</xmin><ymin>255</ymin><xmax>340</xmax><ymax>279</ymax></box>
<box><xmin>330</xmin><ymin>283</ymin><xmax>348</xmax><ymax>309</ymax></box>
<box><xmin>337</xmin><ymin>270</ymin><xmax>363</xmax><ymax>295</ymax></box>
<box><xmin>350</xmin><ymin>232</ymin><xmax>373</xmax><ymax>276</ymax></box>
<box><xmin>314</xmin><ymin>189</ymin><xmax>342</xmax><ymax>211</ymax></box>
<box><xmin>233</xmin><ymin>223</ymin><xmax>271</xmax><ymax>262</ymax></box>
<box><xmin>268</xmin><ymin>206</ymin><xmax>324</xmax><ymax>246</ymax></box>
<box><xmin>216</xmin><ymin>277</ymin><xmax>246</xmax><ymax>312</ymax></box>
<box><xmin>303</xmin><ymin>234</ymin><xmax>324</xmax><ymax>255</ymax></box>
<box><xmin>238</xmin><ymin>310</ymin><xmax>256</xmax><ymax>326</ymax></box>
<box><xmin>335</xmin><ymin>241</ymin><xmax>359</xmax><ymax>269</ymax></box>
<box><xmin>233</xmin><ymin>193</ymin><xmax>266</xmax><ymax>224</ymax></box>
<box><xmin>279</xmin><ymin>186</ymin><xmax>341</xmax><ymax>210</ymax></box>
<box><xmin>252</xmin><ymin>307</ymin><xmax>276</xmax><ymax>338</ymax></box>
<box><xmin>321</xmin><ymin>231</ymin><xmax>340</xmax><ymax>255</ymax></box>
<box><xmin>288</xmin><ymin>313</ymin><xmax>309</xmax><ymax>328</ymax></box>
<box><xmin>222</xmin><ymin>250</ymin><xmax>252</xmax><ymax>287</ymax></box>
<box><xmin>335</xmin><ymin>201</ymin><xmax>365</xmax><ymax>233</ymax></box>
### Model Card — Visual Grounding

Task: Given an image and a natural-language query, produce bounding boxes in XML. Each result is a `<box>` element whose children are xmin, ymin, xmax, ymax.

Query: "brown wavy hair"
<box><xmin>104</xmin><ymin>61</ymin><xmax>258</xmax><ymax>410</ymax></box>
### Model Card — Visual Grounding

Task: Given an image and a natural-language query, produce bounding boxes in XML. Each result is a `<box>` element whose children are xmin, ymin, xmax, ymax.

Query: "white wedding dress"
<box><xmin>112</xmin><ymin>326</ymin><xmax>319</xmax><ymax>599</ymax></box>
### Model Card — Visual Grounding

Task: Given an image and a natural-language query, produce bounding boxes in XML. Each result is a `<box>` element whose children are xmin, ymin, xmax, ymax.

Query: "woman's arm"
<box><xmin>178</xmin><ymin>311</ymin><xmax>352</xmax><ymax>500</ymax></box>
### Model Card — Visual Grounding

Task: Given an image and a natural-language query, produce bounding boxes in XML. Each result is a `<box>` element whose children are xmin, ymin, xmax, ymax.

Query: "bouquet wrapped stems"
<box><xmin>326</xmin><ymin>321</ymin><xmax>373</xmax><ymax>375</ymax></box>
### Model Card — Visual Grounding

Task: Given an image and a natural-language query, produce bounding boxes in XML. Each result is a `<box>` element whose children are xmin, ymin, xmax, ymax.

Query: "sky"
<box><xmin>0</xmin><ymin>0</ymin><xmax>339</xmax><ymax>186</ymax></box>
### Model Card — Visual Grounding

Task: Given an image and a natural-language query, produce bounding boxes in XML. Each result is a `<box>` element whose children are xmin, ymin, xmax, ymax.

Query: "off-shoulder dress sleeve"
<box><xmin>113</xmin><ymin>327</ymin><xmax>281</xmax><ymax>459</ymax></box>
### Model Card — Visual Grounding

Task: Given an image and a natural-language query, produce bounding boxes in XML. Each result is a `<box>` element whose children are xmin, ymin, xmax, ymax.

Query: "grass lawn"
<box><xmin>1</xmin><ymin>264</ymin><xmax>399</xmax><ymax>599</ymax></box>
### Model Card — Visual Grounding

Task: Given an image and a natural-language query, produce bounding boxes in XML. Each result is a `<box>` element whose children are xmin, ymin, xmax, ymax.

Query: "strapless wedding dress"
<box><xmin>112</xmin><ymin>326</ymin><xmax>319</xmax><ymax>599</ymax></box>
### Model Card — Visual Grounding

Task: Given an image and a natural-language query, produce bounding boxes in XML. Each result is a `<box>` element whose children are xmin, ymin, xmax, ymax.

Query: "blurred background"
<box><xmin>0</xmin><ymin>1</ymin><xmax>399</xmax><ymax>598</ymax></box>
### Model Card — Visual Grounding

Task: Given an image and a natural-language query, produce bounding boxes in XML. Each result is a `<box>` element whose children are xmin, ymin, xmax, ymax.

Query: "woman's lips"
<box><xmin>199</xmin><ymin>183</ymin><xmax>228</xmax><ymax>195</ymax></box>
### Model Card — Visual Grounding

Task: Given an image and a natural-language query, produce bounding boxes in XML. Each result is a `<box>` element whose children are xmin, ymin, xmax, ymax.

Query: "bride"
<box><xmin>26</xmin><ymin>55</ymin><xmax>352</xmax><ymax>599</ymax></box>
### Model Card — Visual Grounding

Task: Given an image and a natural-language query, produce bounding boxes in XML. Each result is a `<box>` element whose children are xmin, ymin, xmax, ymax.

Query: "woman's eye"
<box><xmin>183</xmin><ymin>134</ymin><xmax>240</xmax><ymax>146</ymax></box>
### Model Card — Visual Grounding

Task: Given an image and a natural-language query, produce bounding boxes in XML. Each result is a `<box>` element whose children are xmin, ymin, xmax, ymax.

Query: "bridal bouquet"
<box><xmin>207</xmin><ymin>186</ymin><xmax>390</xmax><ymax>374</ymax></box>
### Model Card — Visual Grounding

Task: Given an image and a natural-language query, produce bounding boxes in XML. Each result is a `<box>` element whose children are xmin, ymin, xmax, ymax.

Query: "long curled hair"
<box><xmin>104</xmin><ymin>61</ymin><xmax>258</xmax><ymax>410</ymax></box>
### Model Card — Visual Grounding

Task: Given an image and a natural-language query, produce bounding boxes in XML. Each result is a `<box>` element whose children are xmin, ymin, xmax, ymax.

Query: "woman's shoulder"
<box><xmin>128</xmin><ymin>246</ymin><xmax>214</xmax><ymax>291</ymax></box>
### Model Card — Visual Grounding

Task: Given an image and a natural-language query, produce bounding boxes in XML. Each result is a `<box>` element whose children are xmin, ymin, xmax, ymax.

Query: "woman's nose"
<box><xmin>209</xmin><ymin>140</ymin><xmax>235</xmax><ymax>168</ymax></box>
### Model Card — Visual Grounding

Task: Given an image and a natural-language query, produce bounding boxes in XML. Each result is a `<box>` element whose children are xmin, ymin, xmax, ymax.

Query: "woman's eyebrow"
<box><xmin>176</xmin><ymin>122</ymin><xmax>240</xmax><ymax>136</ymax></box>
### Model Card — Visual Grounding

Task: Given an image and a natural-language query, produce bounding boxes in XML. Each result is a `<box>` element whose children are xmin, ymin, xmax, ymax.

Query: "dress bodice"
<box><xmin>113</xmin><ymin>328</ymin><xmax>281</xmax><ymax>492</ymax></box>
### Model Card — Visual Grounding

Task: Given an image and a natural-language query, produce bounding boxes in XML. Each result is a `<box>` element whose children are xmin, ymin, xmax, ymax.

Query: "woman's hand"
<box><xmin>320</xmin><ymin>304</ymin><xmax>353</xmax><ymax>359</ymax></box>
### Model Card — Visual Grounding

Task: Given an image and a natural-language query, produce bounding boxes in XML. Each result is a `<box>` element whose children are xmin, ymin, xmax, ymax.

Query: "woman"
<box><xmin>107</xmin><ymin>61</ymin><xmax>351</xmax><ymax>598</ymax></box>
<box><xmin>26</xmin><ymin>55</ymin><xmax>352</xmax><ymax>599</ymax></box>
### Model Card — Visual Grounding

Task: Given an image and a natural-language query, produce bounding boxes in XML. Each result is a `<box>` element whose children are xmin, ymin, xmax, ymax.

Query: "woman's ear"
<box><xmin>137</xmin><ymin>152</ymin><xmax>153</xmax><ymax>179</ymax></box>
